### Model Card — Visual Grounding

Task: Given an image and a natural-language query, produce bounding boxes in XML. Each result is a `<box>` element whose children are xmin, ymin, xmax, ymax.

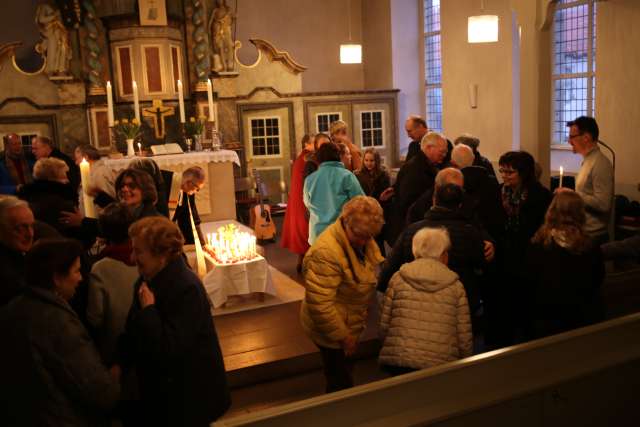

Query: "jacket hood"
<box><xmin>398</xmin><ymin>257</ymin><xmax>459</xmax><ymax>292</ymax></box>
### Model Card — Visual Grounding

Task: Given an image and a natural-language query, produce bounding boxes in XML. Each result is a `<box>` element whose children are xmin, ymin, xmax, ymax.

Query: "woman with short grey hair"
<box><xmin>379</xmin><ymin>227</ymin><xmax>473</xmax><ymax>375</ymax></box>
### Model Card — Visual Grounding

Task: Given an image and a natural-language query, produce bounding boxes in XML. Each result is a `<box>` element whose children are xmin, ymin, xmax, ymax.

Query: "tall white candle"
<box><xmin>79</xmin><ymin>158</ymin><xmax>96</xmax><ymax>218</ymax></box>
<box><xmin>132</xmin><ymin>80</ymin><xmax>140</xmax><ymax>122</ymax></box>
<box><xmin>177</xmin><ymin>79</ymin><xmax>186</xmax><ymax>123</ymax></box>
<box><xmin>137</xmin><ymin>142</ymin><xmax>142</xmax><ymax>156</ymax></box>
<box><xmin>106</xmin><ymin>81</ymin><xmax>114</xmax><ymax>127</ymax></box>
<box><xmin>207</xmin><ymin>79</ymin><xmax>215</xmax><ymax>122</ymax></box>
<box><xmin>559</xmin><ymin>166</ymin><xmax>564</xmax><ymax>188</ymax></box>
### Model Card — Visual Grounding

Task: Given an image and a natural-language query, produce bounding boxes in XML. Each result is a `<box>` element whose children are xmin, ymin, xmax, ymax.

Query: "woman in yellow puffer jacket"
<box><xmin>300</xmin><ymin>195</ymin><xmax>385</xmax><ymax>393</ymax></box>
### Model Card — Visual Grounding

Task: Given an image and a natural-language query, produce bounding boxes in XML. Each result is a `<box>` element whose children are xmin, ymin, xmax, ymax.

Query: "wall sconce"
<box><xmin>340</xmin><ymin>0</ymin><xmax>362</xmax><ymax>64</ymax></box>
<box><xmin>468</xmin><ymin>83</ymin><xmax>478</xmax><ymax>108</ymax></box>
<box><xmin>468</xmin><ymin>1</ymin><xmax>499</xmax><ymax>43</ymax></box>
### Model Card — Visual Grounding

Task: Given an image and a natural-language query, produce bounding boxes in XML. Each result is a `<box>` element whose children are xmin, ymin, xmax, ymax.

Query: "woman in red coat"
<box><xmin>281</xmin><ymin>134</ymin><xmax>315</xmax><ymax>272</ymax></box>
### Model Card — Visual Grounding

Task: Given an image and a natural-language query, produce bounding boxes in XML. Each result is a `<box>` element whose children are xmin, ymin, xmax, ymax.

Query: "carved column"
<box><xmin>191</xmin><ymin>0</ymin><xmax>211</xmax><ymax>82</ymax></box>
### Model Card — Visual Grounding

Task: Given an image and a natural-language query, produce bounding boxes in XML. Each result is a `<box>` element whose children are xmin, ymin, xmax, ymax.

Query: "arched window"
<box><xmin>423</xmin><ymin>0</ymin><xmax>442</xmax><ymax>132</ymax></box>
<box><xmin>552</xmin><ymin>0</ymin><xmax>597</xmax><ymax>146</ymax></box>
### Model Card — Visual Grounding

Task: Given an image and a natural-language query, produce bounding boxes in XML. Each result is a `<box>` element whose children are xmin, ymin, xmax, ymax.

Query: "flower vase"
<box><xmin>126</xmin><ymin>139</ymin><xmax>135</xmax><ymax>157</ymax></box>
<box><xmin>194</xmin><ymin>134</ymin><xmax>203</xmax><ymax>151</ymax></box>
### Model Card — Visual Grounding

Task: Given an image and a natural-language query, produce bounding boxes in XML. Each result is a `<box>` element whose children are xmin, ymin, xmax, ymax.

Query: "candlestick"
<box><xmin>106</xmin><ymin>81</ymin><xmax>114</xmax><ymax>127</ymax></box>
<box><xmin>137</xmin><ymin>142</ymin><xmax>142</xmax><ymax>157</ymax></box>
<box><xmin>207</xmin><ymin>79</ymin><xmax>215</xmax><ymax>122</ymax></box>
<box><xmin>177</xmin><ymin>79</ymin><xmax>186</xmax><ymax>123</ymax></box>
<box><xmin>559</xmin><ymin>166</ymin><xmax>564</xmax><ymax>188</ymax></box>
<box><xmin>132</xmin><ymin>80</ymin><xmax>140</xmax><ymax>122</ymax></box>
<box><xmin>79</xmin><ymin>158</ymin><xmax>96</xmax><ymax>218</ymax></box>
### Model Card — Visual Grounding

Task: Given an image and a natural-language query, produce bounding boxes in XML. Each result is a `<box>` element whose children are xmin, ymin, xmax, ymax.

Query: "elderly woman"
<box><xmin>301</xmin><ymin>195</ymin><xmax>385</xmax><ymax>392</ymax></box>
<box><xmin>329</xmin><ymin>120</ymin><xmax>362</xmax><ymax>171</ymax></box>
<box><xmin>0</xmin><ymin>238</ymin><xmax>119</xmax><ymax>425</ymax></box>
<box><xmin>303</xmin><ymin>142</ymin><xmax>364</xmax><ymax>245</ymax></box>
<box><xmin>527</xmin><ymin>190</ymin><xmax>604</xmax><ymax>338</ymax></box>
<box><xmin>18</xmin><ymin>157</ymin><xmax>77</xmax><ymax>234</ymax></box>
<box><xmin>114</xmin><ymin>216</ymin><xmax>230</xmax><ymax>425</ymax></box>
<box><xmin>379</xmin><ymin>227</ymin><xmax>472</xmax><ymax>376</ymax></box>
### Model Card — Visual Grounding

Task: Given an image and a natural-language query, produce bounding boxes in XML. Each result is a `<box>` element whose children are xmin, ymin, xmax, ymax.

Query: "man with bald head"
<box><xmin>378</xmin><ymin>176</ymin><xmax>491</xmax><ymax>316</ymax></box>
<box><xmin>381</xmin><ymin>131</ymin><xmax>449</xmax><ymax>245</ymax></box>
<box><xmin>0</xmin><ymin>196</ymin><xmax>35</xmax><ymax>306</ymax></box>
<box><xmin>0</xmin><ymin>134</ymin><xmax>34</xmax><ymax>194</ymax></box>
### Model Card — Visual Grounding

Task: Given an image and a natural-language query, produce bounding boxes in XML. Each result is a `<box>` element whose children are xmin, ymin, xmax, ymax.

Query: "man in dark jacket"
<box><xmin>379</xmin><ymin>182</ymin><xmax>492</xmax><ymax>315</ymax></box>
<box><xmin>31</xmin><ymin>136</ymin><xmax>81</xmax><ymax>192</ymax></box>
<box><xmin>454</xmin><ymin>134</ymin><xmax>496</xmax><ymax>176</ymax></box>
<box><xmin>0</xmin><ymin>196</ymin><xmax>34</xmax><ymax>306</ymax></box>
<box><xmin>0</xmin><ymin>133</ymin><xmax>34</xmax><ymax>194</ymax></box>
<box><xmin>404</xmin><ymin>115</ymin><xmax>429</xmax><ymax>163</ymax></box>
<box><xmin>381</xmin><ymin>131</ymin><xmax>448</xmax><ymax>245</ymax></box>
<box><xmin>173</xmin><ymin>166</ymin><xmax>206</xmax><ymax>245</ymax></box>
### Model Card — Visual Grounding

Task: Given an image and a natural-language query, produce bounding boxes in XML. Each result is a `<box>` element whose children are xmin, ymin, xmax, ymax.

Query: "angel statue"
<box><xmin>209</xmin><ymin>0</ymin><xmax>236</xmax><ymax>73</ymax></box>
<box><xmin>35</xmin><ymin>3</ymin><xmax>72</xmax><ymax>76</ymax></box>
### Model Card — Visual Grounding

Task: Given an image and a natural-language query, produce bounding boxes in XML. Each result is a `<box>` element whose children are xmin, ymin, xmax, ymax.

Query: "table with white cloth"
<box><xmin>185</xmin><ymin>220</ymin><xmax>276</xmax><ymax>308</ymax></box>
<box><xmin>103</xmin><ymin>150</ymin><xmax>240</xmax><ymax>221</ymax></box>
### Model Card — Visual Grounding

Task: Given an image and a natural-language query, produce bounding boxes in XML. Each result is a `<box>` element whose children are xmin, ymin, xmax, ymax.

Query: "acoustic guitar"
<box><xmin>251</xmin><ymin>169</ymin><xmax>277</xmax><ymax>241</ymax></box>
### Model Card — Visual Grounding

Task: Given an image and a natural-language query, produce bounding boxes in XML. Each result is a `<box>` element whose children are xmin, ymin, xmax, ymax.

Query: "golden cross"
<box><xmin>142</xmin><ymin>99</ymin><xmax>175</xmax><ymax>139</ymax></box>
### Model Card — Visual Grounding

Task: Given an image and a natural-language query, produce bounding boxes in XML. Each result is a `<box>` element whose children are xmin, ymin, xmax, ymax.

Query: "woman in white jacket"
<box><xmin>379</xmin><ymin>227</ymin><xmax>473</xmax><ymax>375</ymax></box>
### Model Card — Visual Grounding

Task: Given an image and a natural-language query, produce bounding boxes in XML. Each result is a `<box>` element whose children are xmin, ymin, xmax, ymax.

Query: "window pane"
<box><xmin>424</xmin><ymin>0</ymin><xmax>440</xmax><ymax>33</ymax></box>
<box><xmin>373</xmin><ymin>129</ymin><xmax>383</xmax><ymax>146</ymax></box>
<box><xmin>553</xmin><ymin>4</ymin><xmax>589</xmax><ymax>75</ymax></box>
<box><xmin>362</xmin><ymin>130</ymin><xmax>372</xmax><ymax>147</ymax></box>
<box><xmin>372</xmin><ymin>112</ymin><xmax>382</xmax><ymax>128</ymax></box>
<box><xmin>553</xmin><ymin>77</ymin><xmax>588</xmax><ymax>144</ymax></box>
<box><xmin>424</xmin><ymin>34</ymin><xmax>441</xmax><ymax>85</ymax></box>
<box><xmin>426</xmin><ymin>87</ymin><xmax>442</xmax><ymax>132</ymax></box>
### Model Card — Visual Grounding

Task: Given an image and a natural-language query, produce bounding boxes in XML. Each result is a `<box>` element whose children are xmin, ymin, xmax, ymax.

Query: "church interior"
<box><xmin>1</xmin><ymin>0</ymin><xmax>640</xmax><ymax>426</ymax></box>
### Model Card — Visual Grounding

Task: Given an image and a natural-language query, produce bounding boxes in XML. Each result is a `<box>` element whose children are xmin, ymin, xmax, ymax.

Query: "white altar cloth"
<box><xmin>103</xmin><ymin>150</ymin><xmax>240</xmax><ymax>169</ymax></box>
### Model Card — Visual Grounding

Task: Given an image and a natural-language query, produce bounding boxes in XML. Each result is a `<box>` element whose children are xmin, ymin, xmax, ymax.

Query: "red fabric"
<box><xmin>280</xmin><ymin>150</ymin><xmax>311</xmax><ymax>255</ymax></box>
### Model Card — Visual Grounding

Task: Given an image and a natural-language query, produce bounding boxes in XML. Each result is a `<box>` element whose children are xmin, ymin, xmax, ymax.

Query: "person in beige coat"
<box><xmin>379</xmin><ymin>227</ymin><xmax>473</xmax><ymax>375</ymax></box>
<box><xmin>300</xmin><ymin>195</ymin><xmax>385</xmax><ymax>392</ymax></box>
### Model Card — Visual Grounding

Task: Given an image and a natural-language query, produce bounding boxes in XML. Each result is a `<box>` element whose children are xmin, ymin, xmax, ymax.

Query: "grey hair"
<box><xmin>0</xmin><ymin>196</ymin><xmax>29</xmax><ymax>230</ymax></box>
<box><xmin>451</xmin><ymin>144</ymin><xmax>475</xmax><ymax>169</ymax></box>
<box><xmin>412</xmin><ymin>227</ymin><xmax>451</xmax><ymax>260</ymax></box>
<box><xmin>33</xmin><ymin>158</ymin><xmax>69</xmax><ymax>181</ymax></box>
<box><xmin>182</xmin><ymin>166</ymin><xmax>206</xmax><ymax>183</ymax></box>
<box><xmin>454</xmin><ymin>134</ymin><xmax>480</xmax><ymax>151</ymax></box>
<box><xmin>420</xmin><ymin>131</ymin><xmax>446</xmax><ymax>150</ymax></box>
<box><xmin>434</xmin><ymin>167</ymin><xmax>464</xmax><ymax>188</ymax></box>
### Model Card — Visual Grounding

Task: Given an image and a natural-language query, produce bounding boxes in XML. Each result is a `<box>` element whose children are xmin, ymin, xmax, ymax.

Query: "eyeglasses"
<box><xmin>121</xmin><ymin>180</ymin><xmax>138</xmax><ymax>190</ymax></box>
<box><xmin>568</xmin><ymin>133</ymin><xmax>583</xmax><ymax>140</ymax></box>
<box><xmin>499</xmin><ymin>168</ymin><xmax>517</xmax><ymax>175</ymax></box>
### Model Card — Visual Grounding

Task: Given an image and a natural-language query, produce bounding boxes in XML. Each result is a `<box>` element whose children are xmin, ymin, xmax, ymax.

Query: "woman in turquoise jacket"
<box><xmin>304</xmin><ymin>143</ymin><xmax>364</xmax><ymax>245</ymax></box>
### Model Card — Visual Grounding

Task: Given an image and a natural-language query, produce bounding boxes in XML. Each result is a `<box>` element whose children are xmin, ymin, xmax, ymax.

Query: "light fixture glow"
<box><xmin>468</xmin><ymin>15</ymin><xmax>499</xmax><ymax>43</ymax></box>
<box><xmin>340</xmin><ymin>44</ymin><xmax>362</xmax><ymax>64</ymax></box>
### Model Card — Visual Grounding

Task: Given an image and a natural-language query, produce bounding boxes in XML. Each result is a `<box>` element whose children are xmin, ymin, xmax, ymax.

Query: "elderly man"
<box><xmin>454</xmin><ymin>134</ymin><xmax>496</xmax><ymax>176</ymax></box>
<box><xmin>563</xmin><ymin>116</ymin><xmax>613</xmax><ymax>245</ymax></box>
<box><xmin>378</xmin><ymin>180</ymin><xmax>493</xmax><ymax>315</ymax></box>
<box><xmin>0</xmin><ymin>134</ymin><xmax>34</xmax><ymax>194</ymax></box>
<box><xmin>31</xmin><ymin>136</ymin><xmax>80</xmax><ymax>192</ymax></box>
<box><xmin>381</xmin><ymin>131</ymin><xmax>448</xmax><ymax>245</ymax></box>
<box><xmin>404</xmin><ymin>115</ymin><xmax>429</xmax><ymax>162</ymax></box>
<box><xmin>0</xmin><ymin>196</ymin><xmax>35</xmax><ymax>306</ymax></box>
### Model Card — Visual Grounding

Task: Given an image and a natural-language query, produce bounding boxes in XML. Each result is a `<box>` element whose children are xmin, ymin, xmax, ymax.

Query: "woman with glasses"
<box><xmin>490</xmin><ymin>151</ymin><xmax>552</xmax><ymax>346</ymax></box>
<box><xmin>300</xmin><ymin>196</ymin><xmax>385</xmax><ymax>392</ymax></box>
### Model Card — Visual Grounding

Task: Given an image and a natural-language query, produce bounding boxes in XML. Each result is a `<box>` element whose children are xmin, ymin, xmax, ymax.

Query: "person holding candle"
<box><xmin>300</xmin><ymin>196</ymin><xmax>385</xmax><ymax>392</ymax></box>
<box><xmin>74</xmin><ymin>144</ymin><xmax>116</xmax><ymax>215</ymax></box>
<box><xmin>526</xmin><ymin>190</ymin><xmax>604</xmax><ymax>338</ymax></box>
<box><xmin>172</xmin><ymin>166</ymin><xmax>206</xmax><ymax>245</ymax></box>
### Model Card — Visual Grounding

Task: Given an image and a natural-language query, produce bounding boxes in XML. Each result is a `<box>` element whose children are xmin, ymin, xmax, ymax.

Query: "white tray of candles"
<box><xmin>204</xmin><ymin>223</ymin><xmax>260</xmax><ymax>266</ymax></box>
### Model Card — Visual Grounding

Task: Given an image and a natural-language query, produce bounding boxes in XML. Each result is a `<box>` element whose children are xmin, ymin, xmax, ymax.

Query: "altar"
<box><xmin>104</xmin><ymin>150</ymin><xmax>240</xmax><ymax>221</ymax></box>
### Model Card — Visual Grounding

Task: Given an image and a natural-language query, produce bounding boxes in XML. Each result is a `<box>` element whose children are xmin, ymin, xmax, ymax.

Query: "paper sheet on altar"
<box><xmin>201</xmin><ymin>255</ymin><xmax>276</xmax><ymax>308</ymax></box>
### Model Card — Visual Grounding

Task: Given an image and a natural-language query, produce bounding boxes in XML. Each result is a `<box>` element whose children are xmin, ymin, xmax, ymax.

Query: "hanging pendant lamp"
<box><xmin>340</xmin><ymin>0</ymin><xmax>362</xmax><ymax>63</ymax></box>
<box><xmin>468</xmin><ymin>0</ymin><xmax>499</xmax><ymax>43</ymax></box>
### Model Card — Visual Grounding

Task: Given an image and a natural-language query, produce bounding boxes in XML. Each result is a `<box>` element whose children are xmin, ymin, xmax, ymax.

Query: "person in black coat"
<box><xmin>173</xmin><ymin>166</ymin><xmax>206</xmax><ymax>245</ymax></box>
<box><xmin>115</xmin><ymin>216</ymin><xmax>230</xmax><ymax>426</ymax></box>
<box><xmin>18</xmin><ymin>157</ymin><xmax>78</xmax><ymax>235</ymax></box>
<box><xmin>454</xmin><ymin>134</ymin><xmax>496</xmax><ymax>176</ymax></box>
<box><xmin>488</xmin><ymin>151</ymin><xmax>552</xmax><ymax>346</ymax></box>
<box><xmin>526</xmin><ymin>190</ymin><xmax>604</xmax><ymax>338</ymax></box>
<box><xmin>31</xmin><ymin>136</ymin><xmax>81</xmax><ymax>192</ymax></box>
<box><xmin>378</xmin><ymin>183</ymin><xmax>489</xmax><ymax>314</ymax></box>
<box><xmin>380</xmin><ymin>132</ymin><xmax>448</xmax><ymax>245</ymax></box>
<box><xmin>404</xmin><ymin>115</ymin><xmax>429</xmax><ymax>163</ymax></box>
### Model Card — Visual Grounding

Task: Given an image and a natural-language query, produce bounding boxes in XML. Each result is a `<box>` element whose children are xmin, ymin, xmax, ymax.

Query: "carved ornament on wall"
<box><xmin>247</xmin><ymin>39</ymin><xmax>307</xmax><ymax>74</ymax></box>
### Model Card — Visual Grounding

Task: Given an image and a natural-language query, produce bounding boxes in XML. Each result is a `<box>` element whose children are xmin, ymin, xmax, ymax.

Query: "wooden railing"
<box><xmin>215</xmin><ymin>312</ymin><xmax>640</xmax><ymax>427</ymax></box>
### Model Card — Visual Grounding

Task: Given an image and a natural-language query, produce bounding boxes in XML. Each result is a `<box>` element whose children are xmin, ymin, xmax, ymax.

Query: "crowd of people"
<box><xmin>281</xmin><ymin>115</ymin><xmax>630</xmax><ymax>392</ymax></box>
<box><xmin>0</xmin><ymin>135</ymin><xmax>230</xmax><ymax>425</ymax></box>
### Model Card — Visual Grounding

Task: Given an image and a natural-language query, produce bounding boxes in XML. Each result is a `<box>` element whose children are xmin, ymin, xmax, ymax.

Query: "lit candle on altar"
<box><xmin>106</xmin><ymin>81</ymin><xmax>114</xmax><ymax>127</ymax></box>
<box><xmin>177</xmin><ymin>79</ymin><xmax>186</xmax><ymax>123</ymax></box>
<box><xmin>207</xmin><ymin>78</ymin><xmax>215</xmax><ymax>122</ymax></box>
<box><xmin>559</xmin><ymin>166</ymin><xmax>564</xmax><ymax>188</ymax></box>
<box><xmin>137</xmin><ymin>142</ymin><xmax>142</xmax><ymax>156</ymax></box>
<box><xmin>132</xmin><ymin>80</ymin><xmax>140</xmax><ymax>122</ymax></box>
<box><xmin>79</xmin><ymin>158</ymin><xmax>96</xmax><ymax>218</ymax></box>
